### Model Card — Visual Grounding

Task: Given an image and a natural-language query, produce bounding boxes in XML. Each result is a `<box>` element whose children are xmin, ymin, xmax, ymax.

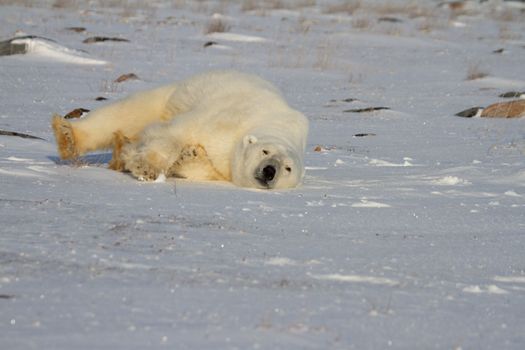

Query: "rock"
<box><xmin>455</xmin><ymin>107</ymin><xmax>483</xmax><ymax>118</ymax></box>
<box><xmin>83</xmin><ymin>36</ymin><xmax>129</xmax><ymax>44</ymax></box>
<box><xmin>66</xmin><ymin>27</ymin><xmax>86</xmax><ymax>33</ymax></box>
<box><xmin>0</xmin><ymin>35</ymin><xmax>54</xmax><ymax>56</ymax></box>
<box><xmin>64</xmin><ymin>108</ymin><xmax>90</xmax><ymax>119</ymax></box>
<box><xmin>499</xmin><ymin>91</ymin><xmax>525</xmax><ymax>98</ymax></box>
<box><xmin>343</xmin><ymin>107</ymin><xmax>390</xmax><ymax>113</ymax></box>
<box><xmin>481</xmin><ymin>100</ymin><xmax>525</xmax><ymax>118</ymax></box>
<box><xmin>0</xmin><ymin>35</ymin><xmax>106</xmax><ymax>64</ymax></box>
<box><xmin>378</xmin><ymin>17</ymin><xmax>403</xmax><ymax>23</ymax></box>
<box><xmin>114</xmin><ymin>73</ymin><xmax>139</xmax><ymax>83</ymax></box>
<box><xmin>0</xmin><ymin>129</ymin><xmax>45</xmax><ymax>140</ymax></box>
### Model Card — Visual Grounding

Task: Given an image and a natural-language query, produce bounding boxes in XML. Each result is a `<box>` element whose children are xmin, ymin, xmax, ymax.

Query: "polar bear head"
<box><xmin>231</xmin><ymin>134</ymin><xmax>305</xmax><ymax>189</ymax></box>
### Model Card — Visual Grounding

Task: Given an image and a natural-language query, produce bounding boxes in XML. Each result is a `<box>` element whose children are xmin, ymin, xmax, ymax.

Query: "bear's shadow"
<box><xmin>48</xmin><ymin>153</ymin><xmax>112</xmax><ymax>166</ymax></box>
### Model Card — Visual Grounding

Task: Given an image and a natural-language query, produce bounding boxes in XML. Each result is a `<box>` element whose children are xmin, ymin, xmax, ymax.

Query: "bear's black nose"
<box><xmin>262</xmin><ymin>165</ymin><xmax>276</xmax><ymax>182</ymax></box>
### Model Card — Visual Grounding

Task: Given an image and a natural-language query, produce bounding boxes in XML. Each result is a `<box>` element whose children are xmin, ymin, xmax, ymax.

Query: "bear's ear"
<box><xmin>243</xmin><ymin>135</ymin><xmax>258</xmax><ymax>147</ymax></box>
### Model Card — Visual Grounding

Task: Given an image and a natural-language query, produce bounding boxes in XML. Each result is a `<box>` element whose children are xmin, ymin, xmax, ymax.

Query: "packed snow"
<box><xmin>1</xmin><ymin>1</ymin><xmax>524</xmax><ymax>349</ymax></box>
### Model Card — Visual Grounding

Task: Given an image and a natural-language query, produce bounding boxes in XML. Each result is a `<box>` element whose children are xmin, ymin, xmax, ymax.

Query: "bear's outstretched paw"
<box><xmin>121</xmin><ymin>144</ymin><xmax>169</xmax><ymax>182</ymax></box>
<box><xmin>125</xmin><ymin>155</ymin><xmax>161</xmax><ymax>181</ymax></box>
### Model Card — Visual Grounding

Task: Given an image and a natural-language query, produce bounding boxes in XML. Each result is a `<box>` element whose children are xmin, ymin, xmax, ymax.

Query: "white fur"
<box><xmin>63</xmin><ymin>70</ymin><xmax>309</xmax><ymax>189</ymax></box>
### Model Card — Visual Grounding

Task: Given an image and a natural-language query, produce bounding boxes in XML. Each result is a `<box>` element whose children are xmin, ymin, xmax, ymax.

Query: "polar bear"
<box><xmin>52</xmin><ymin>70</ymin><xmax>309</xmax><ymax>189</ymax></box>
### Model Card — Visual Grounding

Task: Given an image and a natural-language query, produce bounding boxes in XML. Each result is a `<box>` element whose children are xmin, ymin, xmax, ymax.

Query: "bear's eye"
<box><xmin>285</xmin><ymin>166</ymin><xmax>292</xmax><ymax>173</ymax></box>
<box><xmin>262</xmin><ymin>150</ymin><xmax>269</xmax><ymax>155</ymax></box>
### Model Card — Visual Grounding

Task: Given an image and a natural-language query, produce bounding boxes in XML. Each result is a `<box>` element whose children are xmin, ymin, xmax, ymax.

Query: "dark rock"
<box><xmin>114</xmin><ymin>73</ymin><xmax>139</xmax><ymax>83</ymax></box>
<box><xmin>66</xmin><ymin>27</ymin><xmax>86</xmax><ymax>33</ymax></box>
<box><xmin>204</xmin><ymin>41</ymin><xmax>218</xmax><ymax>48</ymax></box>
<box><xmin>343</xmin><ymin>107</ymin><xmax>390</xmax><ymax>113</ymax></box>
<box><xmin>0</xmin><ymin>129</ymin><xmax>45</xmax><ymax>140</ymax></box>
<box><xmin>64</xmin><ymin>108</ymin><xmax>90</xmax><ymax>119</ymax></box>
<box><xmin>455</xmin><ymin>107</ymin><xmax>482</xmax><ymax>118</ymax></box>
<box><xmin>0</xmin><ymin>35</ymin><xmax>55</xmax><ymax>56</ymax></box>
<box><xmin>378</xmin><ymin>17</ymin><xmax>403</xmax><ymax>23</ymax></box>
<box><xmin>83</xmin><ymin>36</ymin><xmax>129</xmax><ymax>44</ymax></box>
<box><xmin>499</xmin><ymin>91</ymin><xmax>524</xmax><ymax>98</ymax></box>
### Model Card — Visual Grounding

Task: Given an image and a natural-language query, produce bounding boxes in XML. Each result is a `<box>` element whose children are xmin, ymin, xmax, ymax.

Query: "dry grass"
<box><xmin>416</xmin><ymin>17</ymin><xmax>448</xmax><ymax>33</ymax></box>
<box><xmin>0</xmin><ymin>0</ymin><xmax>37</xmax><ymax>4</ymax></box>
<box><xmin>371</xmin><ymin>3</ymin><xmax>434</xmax><ymax>18</ymax></box>
<box><xmin>313</xmin><ymin>41</ymin><xmax>335</xmax><ymax>70</ymax></box>
<box><xmin>99</xmin><ymin>79</ymin><xmax>123</xmax><ymax>94</ymax></box>
<box><xmin>378</xmin><ymin>24</ymin><xmax>403</xmax><ymax>36</ymax></box>
<box><xmin>296</xmin><ymin>16</ymin><xmax>315</xmax><ymax>34</ymax></box>
<box><xmin>240</xmin><ymin>0</ymin><xmax>258</xmax><ymax>11</ymax></box>
<box><xmin>493</xmin><ymin>8</ymin><xmax>517</xmax><ymax>22</ymax></box>
<box><xmin>466</xmin><ymin>62</ymin><xmax>489</xmax><ymax>81</ymax></box>
<box><xmin>351</xmin><ymin>16</ymin><xmax>372</xmax><ymax>30</ymax></box>
<box><xmin>204</xmin><ymin>16</ymin><xmax>230</xmax><ymax>34</ymax></box>
<box><xmin>268</xmin><ymin>45</ymin><xmax>306</xmax><ymax>69</ymax></box>
<box><xmin>241</xmin><ymin>0</ymin><xmax>316</xmax><ymax>12</ymax></box>
<box><xmin>324</xmin><ymin>1</ymin><xmax>361</xmax><ymax>15</ymax></box>
<box><xmin>499</xmin><ymin>25</ymin><xmax>521</xmax><ymax>41</ymax></box>
<box><xmin>52</xmin><ymin>0</ymin><xmax>77</xmax><ymax>7</ymax></box>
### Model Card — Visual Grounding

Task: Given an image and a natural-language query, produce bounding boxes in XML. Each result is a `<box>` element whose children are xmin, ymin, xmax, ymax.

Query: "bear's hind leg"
<box><xmin>52</xmin><ymin>115</ymin><xmax>79</xmax><ymax>160</ymax></box>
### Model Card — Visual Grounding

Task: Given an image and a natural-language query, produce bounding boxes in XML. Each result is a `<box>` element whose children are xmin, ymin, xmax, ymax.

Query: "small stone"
<box><xmin>64</xmin><ymin>108</ymin><xmax>90</xmax><ymax>119</ymax></box>
<box><xmin>66</xmin><ymin>27</ymin><xmax>86</xmax><ymax>33</ymax></box>
<box><xmin>499</xmin><ymin>91</ymin><xmax>524</xmax><ymax>98</ymax></box>
<box><xmin>83</xmin><ymin>36</ymin><xmax>129</xmax><ymax>44</ymax></box>
<box><xmin>455</xmin><ymin>107</ymin><xmax>482</xmax><ymax>118</ymax></box>
<box><xmin>114</xmin><ymin>73</ymin><xmax>139</xmax><ymax>83</ymax></box>
<box><xmin>343</xmin><ymin>107</ymin><xmax>389</xmax><ymax>113</ymax></box>
<box><xmin>203</xmin><ymin>41</ymin><xmax>218</xmax><ymax>48</ymax></box>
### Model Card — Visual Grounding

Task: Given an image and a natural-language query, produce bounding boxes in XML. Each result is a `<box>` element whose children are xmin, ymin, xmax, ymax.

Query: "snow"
<box><xmin>462</xmin><ymin>285</ymin><xmax>509</xmax><ymax>295</ymax></box>
<box><xmin>1</xmin><ymin>1</ymin><xmax>525</xmax><ymax>349</ymax></box>
<box><xmin>494</xmin><ymin>276</ymin><xmax>525</xmax><ymax>284</ymax></box>
<box><xmin>10</xmin><ymin>37</ymin><xmax>107</xmax><ymax>65</ymax></box>
<box><xmin>431</xmin><ymin>176</ymin><xmax>471</xmax><ymax>186</ymax></box>
<box><xmin>308</xmin><ymin>273</ymin><xmax>399</xmax><ymax>286</ymax></box>
<box><xmin>206</xmin><ymin>32</ymin><xmax>268</xmax><ymax>43</ymax></box>
<box><xmin>154</xmin><ymin>173</ymin><xmax>167</xmax><ymax>183</ymax></box>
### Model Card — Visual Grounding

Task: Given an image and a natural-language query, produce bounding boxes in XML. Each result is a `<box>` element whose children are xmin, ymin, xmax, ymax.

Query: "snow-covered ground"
<box><xmin>1</xmin><ymin>1</ymin><xmax>524</xmax><ymax>349</ymax></box>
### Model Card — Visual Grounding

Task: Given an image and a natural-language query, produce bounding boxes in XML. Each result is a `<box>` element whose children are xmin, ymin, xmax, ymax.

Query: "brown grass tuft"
<box><xmin>324</xmin><ymin>1</ymin><xmax>361</xmax><ymax>15</ymax></box>
<box><xmin>352</xmin><ymin>16</ymin><xmax>372</xmax><ymax>29</ymax></box>
<box><xmin>466</xmin><ymin>62</ymin><xmax>489</xmax><ymax>81</ymax></box>
<box><xmin>204</xmin><ymin>16</ymin><xmax>230</xmax><ymax>34</ymax></box>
